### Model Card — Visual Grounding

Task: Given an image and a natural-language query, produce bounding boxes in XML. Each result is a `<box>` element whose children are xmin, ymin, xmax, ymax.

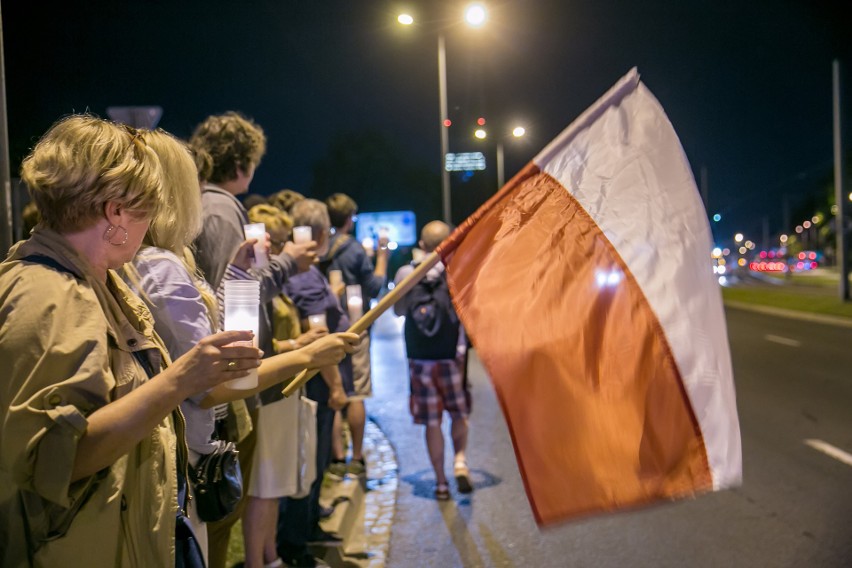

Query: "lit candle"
<box><xmin>224</xmin><ymin>281</ymin><xmax>260</xmax><ymax>390</ymax></box>
<box><xmin>293</xmin><ymin>226</ymin><xmax>312</xmax><ymax>245</ymax></box>
<box><xmin>308</xmin><ymin>313</ymin><xmax>327</xmax><ymax>330</ymax></box>
<box><xmin>346</xmin><ymin>284</ymin><xmax>364</xmax><ymax>321</ymax></box>
<box><xmin>243</xmin><ymin>223</ymin><xmax>268</xmax><ymax>269</ymax></box>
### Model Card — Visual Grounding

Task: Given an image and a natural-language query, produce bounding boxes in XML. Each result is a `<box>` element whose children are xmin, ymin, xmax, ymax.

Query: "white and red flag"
<box><xmin>436</xmin><ymin>68</ymin><xmax>742</xmax><ymax>526</ymax></box>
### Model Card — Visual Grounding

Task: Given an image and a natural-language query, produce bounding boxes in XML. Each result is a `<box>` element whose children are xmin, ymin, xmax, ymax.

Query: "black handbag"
<box><xmin>188</xmin><ymin>441</ymin><xmax>242</xmax><ymax>523</ymax></box>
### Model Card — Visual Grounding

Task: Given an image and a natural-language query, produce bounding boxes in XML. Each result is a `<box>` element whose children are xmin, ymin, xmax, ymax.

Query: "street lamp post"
<box><xmin>438</xmin><ymin>34</ymin><xmax>451</xmax><ymax>225</ymax></box>
<box><xmin>496</xmin><ymin>141</ymin><xmax>505</xmax><ymax>189</ymax></box>
<box><xmin>398</xmin><ymin>4</ymin><xmax>488</xmax><ymax>226</ymax></box>
<box><xmin>477</xmin><ymin>125</ymin><xmax>525</xmax><ymax>190</ymax></box>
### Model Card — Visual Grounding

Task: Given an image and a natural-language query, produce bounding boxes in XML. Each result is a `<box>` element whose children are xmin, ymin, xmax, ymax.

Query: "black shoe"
<box><xmin>306</xmin><ymin>528</ymin><xmax>342</xmax><ymax>547</ymax></box>
<box><xmin>283</xmin><ymin>553</ymin><xmax>317</xmax><ymax>567</ymax></box>
<box><xmin>318</xmin><ymin>505</ymin><xmax>334</xmax><ymax>519</ymax></box>
<box><xmin>279</xmin><ymin>544</ymin><xmax>315</xmax><ymax>567</ymax></box>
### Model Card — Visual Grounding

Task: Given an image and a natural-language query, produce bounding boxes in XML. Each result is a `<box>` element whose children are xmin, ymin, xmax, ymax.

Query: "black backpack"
<box><xmin>403</xmin><ymin>265</ymin><xmax>460</xmax><ymax>360</ymax></box>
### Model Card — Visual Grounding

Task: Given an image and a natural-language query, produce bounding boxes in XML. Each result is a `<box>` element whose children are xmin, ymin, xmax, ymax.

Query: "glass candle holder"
<box><xmin>308</xmin><ymin>313</ymin><xmax>327</xmax><ymax>330</ymax></box>
<box><xmin>293</xmin><ymin>226</ymin><xmax>312</xmax><ymax>245</ymax></box>
<box><xmin>243</xmin><ymin>222</ymin><xmax>268</xmax><ymax>269</ymax></box>
<box><xmin>346</xmin><ymin>284</ymin><xmax>364</xmax><ymax>322</ymax></box>
<box><xmin>223</xmin><ymin>280</ymin><xmax>260</xmax><ymax>389</ymax></box>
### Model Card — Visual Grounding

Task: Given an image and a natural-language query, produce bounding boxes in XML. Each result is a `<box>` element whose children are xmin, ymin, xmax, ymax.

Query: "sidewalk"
<box><xmin>311</xmin><ymin>419</ymin><xmax>398</xmax><ymax>568</ymax></box>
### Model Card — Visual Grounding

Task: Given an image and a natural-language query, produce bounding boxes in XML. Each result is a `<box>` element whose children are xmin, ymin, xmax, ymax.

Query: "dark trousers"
<box><xmin>276</xmin><ymin>403</ymin><xmax>334</xmax><ymax>549</ymax></box>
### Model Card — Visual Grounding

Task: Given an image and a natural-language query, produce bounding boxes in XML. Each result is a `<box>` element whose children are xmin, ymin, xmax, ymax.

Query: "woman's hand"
<box><xmin>302</xmin><ymin>332</ymin><xmax>359</xmax><ymax>369</ymax></box>
<box><xmin>230</xmin><ymin>240</ymin><xmax>257</xmax><ymax>272</ymax></box>
<box><xmin>168</xmin><ymin>330</ymin><xmax>262</xmax><ymax>397</ymax></box>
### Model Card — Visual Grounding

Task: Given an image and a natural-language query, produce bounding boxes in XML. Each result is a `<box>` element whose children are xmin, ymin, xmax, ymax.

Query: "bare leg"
<box><xmin>451</xmin><ymin>416</ymin><xmax>472</xmax><ymax>493</ymax></box>
<box><xmin>425</xmin><ymin>422</ymin><xmax>447</xmax><ymax>485</ymax></box>
<box><xmin>331</xmin><ymin>410</ymin><xmax>345</xmax><ymax>462</ymax></box>
<box><xmin>347</xmin><ymin>399</ymin><xmax>366</xmax><ymax>462</ymax></box>
<box><xmin>244</xmin><ymin>497</ymin><xmax>279</xmax><ymax>568</ymax></box>
<box><xmin>450</xmin><ymin>415</ymin><xmax>469</xmax><ymax>465</ymax></box>
<box><xmin>261</xmin><ymin>499</ymin><xmax>282</xmax><ymax>565</ymax></box>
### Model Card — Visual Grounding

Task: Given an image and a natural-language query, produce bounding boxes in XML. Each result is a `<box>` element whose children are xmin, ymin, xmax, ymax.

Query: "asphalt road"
<box><xmin>367</xmin><ymin>306</ymin><xmax>852</xmax><ymax>567</ymax></box>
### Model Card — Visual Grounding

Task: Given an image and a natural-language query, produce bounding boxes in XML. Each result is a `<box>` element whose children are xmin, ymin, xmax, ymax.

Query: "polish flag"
<box><xmin>438</xmin><ymin>68</ymin><xmax>742</xmax><ymax>526</ymax></box>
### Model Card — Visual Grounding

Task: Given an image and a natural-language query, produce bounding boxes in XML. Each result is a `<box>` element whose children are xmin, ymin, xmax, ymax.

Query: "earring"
<box><xmin>103</xmin><ymin>224</ymin><xmax>129</xmax><ymax>246</ymax></box>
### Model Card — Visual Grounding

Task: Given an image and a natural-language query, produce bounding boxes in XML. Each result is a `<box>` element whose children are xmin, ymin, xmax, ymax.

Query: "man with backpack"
<box><xmin>393</xmin><ymin>221</ymin><xmax>473</xmax><ymax>501</ymax></box>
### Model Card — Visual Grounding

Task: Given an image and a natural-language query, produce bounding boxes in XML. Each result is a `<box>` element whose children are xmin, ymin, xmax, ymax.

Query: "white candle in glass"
<box><xmin>223</xmin><ymin>281</ymin><xmax>260</xmax><ymax>389</ymax></box>
<box><xmin>308</xmin><ymin>313</ymin><xmax>327</xmax><ymax>330</ymax></box>
<box><xmin>243</xmin><ymin>222</ymin><xmax>268</xmax><ymax>269</ymax></box>
<box><xmin>293</xmin><ymin>226</ymin><xmax>312</xmax><ymax>245</ymax></box>
<box><xmin>346</xmin><ymin>284</ymin><xmax>364</xmax><ymax>321</ymax></box>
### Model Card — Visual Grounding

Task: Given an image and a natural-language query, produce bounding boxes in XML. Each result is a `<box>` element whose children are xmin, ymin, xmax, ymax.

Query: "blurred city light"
<box><xmin>464</xmin><ymin>3</ymin><xmax>488</xmax><ymax>27</ymax></box>
<box><xmin>477</xmin><ymin>117</ymin><xmax>486</xmax><ymax>126</ymax></box>
<box><xmin>712</xmin><ymin>247</ymin><xmax>722</xmax><ymax>258</ymax></box>
<box><xmin>512</xmin><ymin>126</ymin><xmax>526</xmax><ymax>137</ymax></box>
<box><xmin>713</xmin><ymin>213</ymin><xmax>722</xmax><ymax>222</ymax></box>
<box><xmin>737</xmin><ymin>258</ymin><xmax>747</xmax><ymax>267</ymax></box>
<box><xmin>780</xmin><ymin>234</ymin><xmax>788</xmax><ymax>243</ymax></box>
<box><xmin>443</xmin><ymin>119</ymin><xmax>452</xmax><ymax>127</ymax></box>
<box><xmin>795</xmin><ymin>225</ymin><xmax>803</xmax><ymax>233</ymax></box>
<box><xmin>811</xmin><ymin>215</ymin><xmax>821</xmax><ymax>224</ymax></box>
<box><xmin>803</xmin><ymin>220</ymin><xmax>812</xmax><ymax>229</ymax></box>
<box><xmin>718</xmin><ymin>276</ymin><xmax>728</xmax><ymax>285</ymax></box>
<box><xmin>734</xmin><ymin>233</ymin><xmax>744</xmax><ymax>243</ymax></box>
<box><xmin>474</xmin><ymin>128</ymin><xmax>487</xmax><ymax>139</ymax></box>
<box><xmin>398</xmin><ymin>14</ymin><xmax>414</xmax><ymax>25</ymax></box>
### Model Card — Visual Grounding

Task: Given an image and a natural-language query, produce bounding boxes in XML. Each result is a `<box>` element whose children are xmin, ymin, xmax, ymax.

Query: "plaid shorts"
<box><xmin>409</xmin><ymin>358</ymin><xmax>471</xmax><ymax>426</ymax></box>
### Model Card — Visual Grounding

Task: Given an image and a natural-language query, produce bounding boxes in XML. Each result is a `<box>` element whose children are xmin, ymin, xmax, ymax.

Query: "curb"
<box><xmin>724</xmin><ymin>300</ymin><xmax>852</xmax><ymax>328</ymax></box>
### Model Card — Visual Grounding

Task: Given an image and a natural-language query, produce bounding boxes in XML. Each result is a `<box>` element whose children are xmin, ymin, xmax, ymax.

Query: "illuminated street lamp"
<box><xmin>475</xmin><ymin>123</ymin><xmax>526</xmax><ymax>190</ymax></box>
<box><xmin>397</xmin><ymin>4</ymin><xmax>488</xmax><ymax>224</ymax></box>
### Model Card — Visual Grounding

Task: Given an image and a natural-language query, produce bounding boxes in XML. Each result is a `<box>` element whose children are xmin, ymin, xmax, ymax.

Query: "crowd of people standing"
<box><xmin>0</xmin><ymin>111</ymin><xmax>472</xmax><ymax>568</ymax></box>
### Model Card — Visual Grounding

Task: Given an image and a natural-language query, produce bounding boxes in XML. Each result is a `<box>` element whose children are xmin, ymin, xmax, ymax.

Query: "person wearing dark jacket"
<box><xmin>322</xmin><ymin>193</ymin><xmax>388</xmax><ymax>479</ymax></box>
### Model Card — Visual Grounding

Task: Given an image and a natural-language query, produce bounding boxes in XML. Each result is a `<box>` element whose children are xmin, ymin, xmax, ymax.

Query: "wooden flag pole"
<box><xmin>282</xmin><ymin>251</ymin><xmax>441</xmax><ymax>397</ymax></box>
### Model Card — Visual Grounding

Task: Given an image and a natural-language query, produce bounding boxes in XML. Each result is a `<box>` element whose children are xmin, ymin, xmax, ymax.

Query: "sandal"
<box><xmin>435</xmin><ymin>483</ymin><xmax>451</xmax><ymax>501</ymax></box>
<box><xmin>454</xmin><ymin>462</ymin><xmax>473</xmax><ymax>494</ymax></box>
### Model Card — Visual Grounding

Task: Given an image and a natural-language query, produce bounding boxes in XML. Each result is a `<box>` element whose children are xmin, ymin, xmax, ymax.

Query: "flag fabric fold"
<box><xmin>437</xmin><ymin>68</ymin><xmax>741</xmax><ymax>526</ymax></box>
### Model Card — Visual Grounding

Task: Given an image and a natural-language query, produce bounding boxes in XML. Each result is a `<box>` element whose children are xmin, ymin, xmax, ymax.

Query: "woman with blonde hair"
<box><xmin>121</xmin><ymin>129</ymin><xmax>359</xmax><ymax>564</ymax></box>
<box><xmin>0</xmin><ymin>115</ymin><xmax>262</xmax><ymax>567</ymax></box>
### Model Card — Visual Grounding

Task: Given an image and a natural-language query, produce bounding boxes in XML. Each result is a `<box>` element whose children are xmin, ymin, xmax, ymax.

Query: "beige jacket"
<box><xmin>0</xmin><ymin>229</ymin><xmax>178</xmax><ymax>567</ymax></box>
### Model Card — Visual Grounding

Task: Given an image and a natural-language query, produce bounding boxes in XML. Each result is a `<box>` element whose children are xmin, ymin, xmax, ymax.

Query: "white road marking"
<box><xmin>764</xmin><ymin>334</ymin><xmax>801</xmax><ymax>347</ymax></box>
<box><xmin>804</xmin><ymin>439</ymin><xmax>852</xmax><ymax>467</ymax></box>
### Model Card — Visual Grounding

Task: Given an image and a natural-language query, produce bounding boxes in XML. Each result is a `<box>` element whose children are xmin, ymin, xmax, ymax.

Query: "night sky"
<box><xmin>2</xmin><ymin>0</ymin><xmax>849</xmax><ymax>247</ymax></box>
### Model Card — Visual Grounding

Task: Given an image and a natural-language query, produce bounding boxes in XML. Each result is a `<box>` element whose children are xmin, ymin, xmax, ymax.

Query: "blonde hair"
<box><xmin>136</xmin><ymin>129</ymin><xmax>218</xmax><ymax>328</ymax></box>
<box><xmin>141</xmin><ymin>130</ymin><xmax>203</xmax><ymax>252</ymax></box>
<box><xmin>268</xmin><ymin>189</ymin><xmax>305</xmax><ymax>214</ymax></box>
<box><xmin>189</xmin><ymin>112</ymin><xmax>266</xmax><ymax>183</ymax></box>
<box><xmin>248</xmin><ymin>203</ymin><xmax>293</xmax><ymax>240</ymax></box>
<box><xmin>21</xmin><ymin>115</ymin><xmax>162</xmax><ymax>232</ymax></box>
